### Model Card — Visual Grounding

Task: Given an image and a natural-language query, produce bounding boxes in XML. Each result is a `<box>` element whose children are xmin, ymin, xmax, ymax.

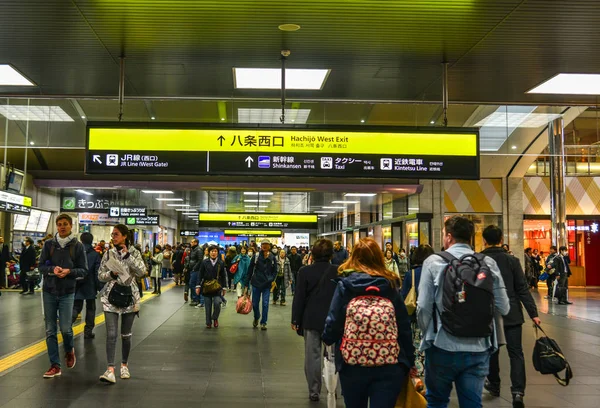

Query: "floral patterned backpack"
<box><xmin>340</xmin><ymin>286</ymin><xmax>400</xmax><ymax>367</ymax></box>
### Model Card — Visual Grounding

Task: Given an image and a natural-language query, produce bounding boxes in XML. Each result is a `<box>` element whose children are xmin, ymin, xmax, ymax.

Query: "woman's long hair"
<box><xmin>113</xmin><ymin>224</ymin><xmax>131</xmax><ymax>247</ymax></box>
<box><xmin>339</xmin><ymin>237</ymin><xmax>399</xmax><ymax>287</ymax></box>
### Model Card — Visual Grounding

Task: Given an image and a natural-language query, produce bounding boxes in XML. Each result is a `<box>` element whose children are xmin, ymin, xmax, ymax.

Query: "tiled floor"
<box><xmin>0</xmin><ymin>285</ymin><xmax>599</xmax><ymax>407</ymax></box>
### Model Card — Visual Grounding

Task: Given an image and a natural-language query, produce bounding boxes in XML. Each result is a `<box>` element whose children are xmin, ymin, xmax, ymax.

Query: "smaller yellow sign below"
<box><xmin>224</xmin><ymin>230</ymin><xmax>282</xmax><ymax>236</ymax></box>
<box><xmin>199</xmin><ymin>213</ymin><xmax>317</xmax><ymax>223</ymax></box>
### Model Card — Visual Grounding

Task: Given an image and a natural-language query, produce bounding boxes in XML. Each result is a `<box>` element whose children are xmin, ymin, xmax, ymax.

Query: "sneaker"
<box><xmin>544</xmin><ymin>295</ymin><xmax>550</xmax><ymax>299</ymax></box>
<box><xmin>99</xmin><ymin>369</ymin><xmax>116</xmax><ymax>384</ymax></box>
<box><xmin>190</xmin><ymin>301</ymin><xmax>199</xmax><ymax>307</ymax></box>
<box><xmin>280</xmin><ymin>301</ymin><xmax>286</xmax><ymax>306</ymax></box>
<box><xmin>184</xmin><ymin>293</ymin><xmax>189</xmax><ymax>302</ymax></box>
<box><xmin>309</xmin><ymin>394</ymin><xmax>320</xmax><ymax>402</ymax></box>
<box><xmin>214</xmin><ymin>319</ymin><xmax>219</xmax><ymax>328</ymax></box>
<box><xmin>484</xmin><ymin>379</ymin><xmax>500</xmax><ymax>397</ymax></box>
<box><xmin>261</xmin><ymin>324</ymin><xmax>267</xmax><ymax>331</ymax></box>
<box><xmin>253</xmin><ymin>319</ymin><xmax>259</xmax><ymax>328</ymax></box>
<box><xmin>43</xmin><ymin>365</ymin><xmax>62</xmax><ymax>378</ymax></box>
<box><xmin>273</xmin><ymin>300</ymin><xmax>278</xmax><ymax>305</ymax></box>
<box><xmin>512</xmin><ymin>394</ymin><xmax>524</xmax><ymax>408</ymax></box>
<box><xmin>221</xmin><ymin>302</ymin><xmax>227</xmax><ymax>309</ymax></box>
<box><xmin>65</xmin><ymin>350</ymin><xmax>76</xmax><ymax>369</ymax></box>
<box><xmin>120</xmin><ymin>366</ymin><xmax>131</xmax><ymax>379</ymax></box>
<box><xmin>84</xmin><ymin>332</ymin><xmax>95</xmax><ymax>340</ymax></box>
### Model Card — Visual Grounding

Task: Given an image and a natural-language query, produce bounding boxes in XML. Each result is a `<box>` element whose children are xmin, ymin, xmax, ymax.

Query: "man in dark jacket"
<box><xmin>544</xmin><ymin>246</ymin><xmax>559</xmax><ymax>300</ymax></box>
<box><xmin>246</xmin><ymin>239</ymin><xmax>277</xmax><ymax>330</ymax></box>
<box><xmin>287</xmin><ymin>246</ymin><xmax>303</xmax><ymax>295</ymax></box>
<box><xmin>557</xmin><ymin>246</ymin><xmax>573</xmax><ymax>305</ymax></box>
<box><xmin>186</xmin><ymin>239</ymin><xmax>204</xmax><ymax>307</ymax></box>
<box><xmin>19</xmin><ymin>237</ymin><xmax>37</xmax><ymax>295</ymax></box>
<box><xmin>0</xmin><ymin>236</ymin><xmax>11</xmax><ymax>289</ymax></box>
<box><xmin>71</xmin><ymin>232</ymin><xmax>101</xmax><ymax>339</ymax></box>
<box><xmin>291</xmin><ymin>239</ymin><xmax>338</xmax><ymax>402</ymax></box>
<box><xmin>481</xmin><ymin>226</ymin><xmax>541</xmax><ymax>408</ymax></box>
<box><xmin>38</xmin><ymin>214</ymin><xmax>88</xmax><ymax>379</ymax></box>
<box><xmin>331</xmin><ymin>241</ymin><xmax>348</xmax><ymax>267</ymax></box>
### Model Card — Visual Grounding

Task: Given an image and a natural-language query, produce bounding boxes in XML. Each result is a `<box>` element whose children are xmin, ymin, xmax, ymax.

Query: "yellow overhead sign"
<box><xmin>199</xmin><ymin>213</ymin><xmax>317</xmax><ymax>223</ymax></box>
<box><xmin>88</xmin><ymin>128</ymin><xmax>477</xmax><ymax>157</ymax></box>
<box><xmin>224</xmin><ymin>230</ymin><xmax>282</xmax><ymax>236</ymax></box>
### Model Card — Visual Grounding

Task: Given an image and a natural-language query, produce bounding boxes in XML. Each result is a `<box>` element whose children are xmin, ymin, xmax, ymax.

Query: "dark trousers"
<box><xmin>19</xmin><ymin>272</ymin><xmax>34</xmax><ymax>293</ymax></box>
<box><xmin>227</xmin><ymin>272</ymin><xmax>234</xmax><ymax>289</ymax></box>
<box><xmin>547</xmin><ymin>274</ymin><xmax>556</xmax><ymax>298</ymax></box>
<box><xmin>273</xmin><ymin>276</ymin><xmax>286</xmax><ymax>303</ymax></box>
<box><xmin>488</xmin><ymin>325</ymin><xmax>526</xmax><ymax>396</ymax></box>
<box><xmin>339</xmin><ymin>363</ymin><xmax>406</xmax><ymax>408</ymax></box>
<box><xmin>72</xmin><ymin>298</ymin><xmax>97</xmax><ymax>335</ymax></box>
<box><xmin>557</xmin><ymin>275</ymin><xmax>569</xmax><ymax>302</ymax></box>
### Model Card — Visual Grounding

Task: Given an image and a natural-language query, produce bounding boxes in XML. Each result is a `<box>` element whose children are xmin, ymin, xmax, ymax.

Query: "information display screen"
<box><xmin>13</xmin><ymin>209</ymin><xmax>51</xmax><ymax>232</ymax></box>
<box><xmin>86</xmin><ymin>125</ymin><xmax>479</xmax><ymax>180</ymax></box>
<box><xmin>198</xmin><ymin>213</ymin><xmax>317</xmax><ymax>229</ymax></box>
<box><xmin>224</xmin><ymin>230</ymin><xmax>282</xmax><ymax>237</ymax></box>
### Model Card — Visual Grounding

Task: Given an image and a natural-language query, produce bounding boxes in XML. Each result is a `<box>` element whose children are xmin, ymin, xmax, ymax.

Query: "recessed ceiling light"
<box><xmin>244</xmin><ymin>199</ymin><xmax>271</xmax><ymax>203</ymax></box>
<box><xmin>360</xmin><ymin>119</ymin><xmax>365</xmax><ymax>123</ymax></box>
<box><xmin>238</xmin><ymin>108</ymin><xmax>311</xmax><ymax>124</ymax></box>
<box><xmin>167</xmin><ymin>204</ymin><xmax>191</xmax><ymax>207</ymax></box>
<box><xmin>0</xmin><ymin>64</ymin><xmax>35</xmax><ymax>86</ymax></box>
<box><xmin>0</xmin><ymin>105</ymin><xmax>74</xmax><ymax>122</ymax></box>
<box><xmin>29</xmin><ymin>141</ymin><xmax>34</xmax><ymax>145</ymax></box>
<box><xmin>221</xmin><ymin>118</ymin><xmax>225</xmax><ymax>121</ymax></box>
<box><xmin>511</xmin><ymin>145</ymin><xmax>517</xmax><ymax>150</ymax></box>
<box><xmin>151</xmin><ymin>116</ymin><xmax>156</xmax><ymax>120</ymax></box>
<box><xmin>430</xmin><ymin>120</ymin><xmax>435</xmax><ymax>124</ymax></box>
<box><xmin>322</xmin><ymin>206</ymin><xmax>345</xmax><ymax>209</ymax></box>
<box><xmin>278</xmin><ymin>24</ymin><xmax>301</xmax><ymax>32</ymax></box>
<box><xmin>81</xmin><ymin>115</ymin><xmax>86</xmax><ymax>119</ymax></box>
<box><xmin>142</xmin><ymin>190</ymin><xmax>174</xmax><ymax>194</ymax></box>
<box><xmin>243</xmin><ymin>192</ymin><xmax>274</xmax><ymax>196</ymax></box>
<box><xmin>156</xmin><ymin>198</ymin><xmax>183</xmax><ymax>202</ymax></box>
<box><xmin>175</xmin><ymin>208</ymin><xmax>195</xmax><ymax>211</ymax></box>
<box><xmin>233</xmin><ymin>68</ymin><xmax>330</xmax><ymax>90</ymax></box>
<box><xmin>331</xmin><ymin>201</ymin><xmax>360</xmax><ymax>204</ymax></box>
<box><xmin>528</xmin><ymin>73</ymin><xmax>600</xmax><ymax>95</ymax></box>
<box><xmin>344</xmin><ymin>193</ymin><xmax>377</xmax><ymax>197</ymax></box>
<box><xmin>314</xmin><ymin>210</ymin><xmax>335</xmax><ymax>214</ymax></box>
<box><xmin>75</xmin><ymin>189</ymin><xmax>93</xmax><ymax>196</ymax></box>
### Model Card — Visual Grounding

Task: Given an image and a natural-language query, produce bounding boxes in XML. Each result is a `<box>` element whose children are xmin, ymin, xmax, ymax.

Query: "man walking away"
<box><xmin>557</xmin><ymin>246</ymin><xmax>573</xmax><ymax>305</ymax></box>
<box><xmin>19</xmin><ymin>237</ymin><xmax>36</xmax><ymax>295</ymax></box>
<box><xmin>246</xmin><ymin>239</ymin><xmax>277</xmax><ymax>330</ymax></box>
<box><xmin>72</xmin><ymin>232</ymin><xmax>101</xmax><ymax>339</ymax></box>
<box><xmin>331</xmin><ymin>241</ymin><xmax>348</xmax><ymax>267</ymax></box>
<box><xmin>288</xmin><ymin>246</ymin><xmax>303</xmax><ymax>295</ymax></box>
<box><xmin>417</xmin><ymin>216</ymin><xmax>510</xmax><ymax>408</ymax></box>
<box><xmin>186</xmin><ymin>239</ymin><xmax>204</xmax><ymax>307</ymax></box>
<box><xmin>481</xmin><ymin>226</ymin><xmax>541</xmax><ymax>408</ymax></box>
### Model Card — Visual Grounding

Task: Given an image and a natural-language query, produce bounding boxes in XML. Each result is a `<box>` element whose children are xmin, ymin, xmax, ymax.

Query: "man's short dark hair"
<box><xmin>208</xmin><ymin>245</ymin><xmax>219</xmax><ymax>253</ymax></box>
<box><xmin>525</xmin><ymin>247</ymin><xmax>532</xmax><ymax>254</ymax></box>
<box><xmin>559</xmin><ymin>246</ymin><xmax>568</xmax><ymax>252</ymax></box>
<box><xmin>291</xmin><ymin>246</ymin><xmax>297</xmax><ymax>250</ymax></box>
<box><xmin>56</xmin><ymin>213</ymin><xmax>73</xmax><ymax>225</ymax></box>
<box><xmin>80</xmin><ymin>232</ymin><xmax>93</xmax><ymax>246</ymax></box>
<box><xmin>550</xmin><ymin>245</ymin><xmax>557</xmax><ymax>251</ymax></box>
<box><xmin>444</xmin><ymin>216</ymin><xmax>474</xmax><ymax>244</ymax></box>
<box><xmin>311</xmin><ymin>239</ymin><xmax>334</xmax><ymax>262</ymax></box>
<box><xmin>482</xmin><ymin>225</ymin><xmax>503</xmax><ymax>246</ymax></box>
<box><xmin>413</xmin><ymin>244</ymin><xmax>434</xmax><ymax>265</ymax></box>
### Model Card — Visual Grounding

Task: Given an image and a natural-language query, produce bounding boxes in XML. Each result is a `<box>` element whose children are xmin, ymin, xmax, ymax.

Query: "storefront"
<box><xmin>523</xmin><ymin>217</ymin><xmax>599</xmax><ymax>287</ymax></box>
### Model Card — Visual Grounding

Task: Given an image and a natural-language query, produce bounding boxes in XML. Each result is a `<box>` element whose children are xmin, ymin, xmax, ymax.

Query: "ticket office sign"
<box><xmin>86</xmin><ymin>125</ymin><xmax>479</xmax><ymax>179</ymax></box>
<box><xmin>198</xmin><ymin>213</ymin><xmax>317</xmax><ymax>229</ymax></box>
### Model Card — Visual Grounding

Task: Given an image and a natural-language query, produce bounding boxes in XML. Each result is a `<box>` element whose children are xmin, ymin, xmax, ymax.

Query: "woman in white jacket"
<box><xmin>98</xmin><ymin>224</ymin><xmax>146</xmax><ymax>384</ymax></box>
<box><xmin>150</xmin><ymin>245</ymin><xmax>163</xmax><ymax>294</ymax></box>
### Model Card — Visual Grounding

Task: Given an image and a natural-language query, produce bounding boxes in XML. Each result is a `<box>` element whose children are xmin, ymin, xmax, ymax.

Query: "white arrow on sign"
<box><xmin>245</xmin><ymin>156</ymin><xmax>254</xmax><ymax>168</ymax></box>
<box><xmin>92</xmin><ymin>155</ymin><xmax>102</xmax><ymax>164</ymax></box>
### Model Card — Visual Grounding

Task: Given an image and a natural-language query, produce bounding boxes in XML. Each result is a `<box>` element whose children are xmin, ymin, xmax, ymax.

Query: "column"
<box><xmin>503</xmin><ymin>177</ymin><xmax>525</xmax><ymax>267</ymax></box>
<box><xmin>419</xmin><ymin>180</ymin><xmax>444</xmax><ymax>250</ymax></box>
<box><xmin>548</xmin><ymin>118</ymin><xmax>567</xmax><ymax>248</ymax></box>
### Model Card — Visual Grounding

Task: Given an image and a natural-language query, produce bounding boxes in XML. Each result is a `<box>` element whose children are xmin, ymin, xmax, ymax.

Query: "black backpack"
<box><xmin>434</xmin><ymin>252</ymin><xmax>495</xmax><ymax>338</ymax></box>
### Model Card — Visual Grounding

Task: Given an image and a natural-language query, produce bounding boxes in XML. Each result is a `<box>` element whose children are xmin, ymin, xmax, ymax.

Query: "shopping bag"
<box><xmin>396</xmin><ymin>377</ymin><xmax>427</xmax><ymax>408</ymax></box>
<box><xmin>538</xmin><ymin>272</ymin><xmax>549</xmax><ymax>281</ymax></box>
<box><xmin>236</xmin><ymin>295</ymin><xmax>252</xmax><ymax>314</ymax></box>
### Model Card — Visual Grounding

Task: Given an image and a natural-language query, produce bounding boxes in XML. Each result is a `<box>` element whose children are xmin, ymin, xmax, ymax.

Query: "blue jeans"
<box><xmin>161</xmin><ymin>267</ymin><xmax>168</xmax><ymax>279</ymax></box>
<box><xmin>189</xmin><ymin>272</ymin><xmax>204</xmax><ymax>305</ymax></box>
<box><xmin>339</xmin><ymin>363</ymin><xmax>407</xmax><ymax>408</ymax></box>
<box><xmin>425</xmin><ymin>346</ymin><xmax>491</xmax><ymax>408</ymax></box>
<box><xmin>43</xmin><ymin>292</ymin><xmax>75</xmax><ymax>367</ymax></box>
<box><xmin>252</xmin><ymin>286</ymin><xmax>270</xmax><ymax>325</ymax></box>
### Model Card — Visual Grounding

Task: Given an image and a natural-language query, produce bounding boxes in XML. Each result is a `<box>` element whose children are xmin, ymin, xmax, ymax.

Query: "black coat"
<box><xmin>291</xmin><ymin>262</ymin><xmax>338</xmax><ymax>333</ymax></box>
<box><xmin>198</xmin><ymin>258</ymin><xmax>227</xmax><ymax>295</ymax></box>
<box><xmin>287</xmin><ymin>253</ymin><xmax>304</xmax><ymax>273</ymax></box>
<box><xmin>39</xmin><ymin>237</ymin><xmax>88</xmax><ymax>296</ymax></box>
<box><xmin>19</xmin><ymin>245</ymin><xmax>37</xmax><ymax>274</ymax></box>
<box><xmin>481</xmin><ymin>247</ymin><xmax>538</xmax><ymax>327</ymax></box>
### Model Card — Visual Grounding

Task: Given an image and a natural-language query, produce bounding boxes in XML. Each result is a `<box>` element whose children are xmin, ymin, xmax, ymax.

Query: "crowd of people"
<box><xmin>2</xmin><ymin>214</ymin><xmax>567</xmax><ymax>408</ymax></box>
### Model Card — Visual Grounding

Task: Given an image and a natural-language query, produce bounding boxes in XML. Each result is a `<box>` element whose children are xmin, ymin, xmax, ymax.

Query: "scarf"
<box><xmin>56</xmin><ymin>233</ymin><xmax>74</xmax><ymax>249</ymax></box>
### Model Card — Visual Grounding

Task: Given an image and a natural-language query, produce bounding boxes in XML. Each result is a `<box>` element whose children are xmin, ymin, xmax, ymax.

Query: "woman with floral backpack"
<box><xmin>322</xmin><ymin>237</ymin><xmax>415</xmax><ymax>408</ymax></box>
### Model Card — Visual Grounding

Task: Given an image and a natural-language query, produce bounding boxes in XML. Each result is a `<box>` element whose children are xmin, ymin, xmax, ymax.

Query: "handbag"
<box><xmin>532</xmin><ymin>324</ymin><xmax>573</xmax><ymax>386</ymax></box>
<box><xmin>236</xmin><ymin>294</ymin><xmax>252</xmax><ymax>314</ymax></box>
<box><xmin>404</xmin><ymin>269</ymin><xmax>417</xmax><ymax>315</ymax></box>
<box><xmin>396</xmin><ymin>376</ymin><xmax>427</xmax><ymax>408</ymax></box>
<box><xmin>230</xmin><ymin>262</ymin><xmax>239</xmax><ymax>274</ymax></box>
<box><xmin>26</xmin><ymin>268</ymin><xmax>40</xmax><ymax>280</ymax></box>
<box><xmin>108</xmin><ymin>283</ymin><xmax>133</xmax><ymax>308</ymax></box>
<box><xmin>202</xmin><ymin>264</ymin><xmax>222</xmax><ymax>296</ymax></box>
<box><xmin>539</xmin><ymin>271</ymin><xmax>549</xmax><ymax>281</ymax></box>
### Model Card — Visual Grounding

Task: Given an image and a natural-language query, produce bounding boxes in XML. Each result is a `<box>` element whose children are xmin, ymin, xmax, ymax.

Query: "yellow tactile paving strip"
<box><xmin>0</xmin><ymin>282</ymin><xmax>176</xmax><ymax>374</ymax></box>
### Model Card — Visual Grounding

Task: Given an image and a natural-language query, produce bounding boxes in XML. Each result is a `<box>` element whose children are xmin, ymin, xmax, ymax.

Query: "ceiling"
<box><xmin>1</xmin><ymin>0</ymin><xmax>600</xmax><ymax>105</ymax></box>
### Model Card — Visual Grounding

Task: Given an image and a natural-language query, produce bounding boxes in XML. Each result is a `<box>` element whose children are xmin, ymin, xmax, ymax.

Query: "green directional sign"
<box><xmin>63</xmin><ymin>197</ymin><xmax>76</xmax><ymax>210</ymax></box>
<box><xmin>126</xmin><ymin>217</ymin><xmax>136</xmax><ymax>225</ymax></box>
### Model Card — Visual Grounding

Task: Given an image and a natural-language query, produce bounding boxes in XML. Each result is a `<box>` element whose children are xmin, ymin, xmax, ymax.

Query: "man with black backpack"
<box><xmin>417</xmin><ymin>216</ymin><xmax>510</xmax><ymax>408</ymax></box>
<box><xmin>481</xmin><ymin>226</ymin><xmax>541</xmax><ymax>408</ymax></box>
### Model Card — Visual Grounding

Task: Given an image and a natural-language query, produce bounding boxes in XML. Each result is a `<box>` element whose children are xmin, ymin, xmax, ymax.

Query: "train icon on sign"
<box><xmin>106</xmin><ymin>154</ymin><xmax>119</xmax><ymax>167</ymax></box>
<box><xmin>380</xmin><ymin>158</ymin><xmax>393</xmax><ymax>170</ymax></box>
<box><xmin>258</xmin><ymin>156</ymin><xmax>271</xmax><ymax>169</ymax></box>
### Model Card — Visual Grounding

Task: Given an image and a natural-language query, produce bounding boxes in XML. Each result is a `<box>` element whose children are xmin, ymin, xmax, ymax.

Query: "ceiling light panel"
<box><xmin>167</xmin><ymin>204</ymin><xmax>191</xmax><ymax>207</ymax></box>
<box><xmin>234</xmin><ymin>68</ymin><xmax>329</xmax><ymax>90</ymax></box>
<box><xmin>0</xmin><ymin>64</ymin><xmax>34</xmax><ymax>86</ymax></box>
<box><xmin>156</xmin><ymin>198</ymin><xmax>183</xmax><ymax>202</ymax></box>
<box><xmin>0</xmin><ymin>105</ymin><xmax>73</xmax><ymax>122</ymax></box>
<box><xmin>331</xmin><ymin>201</ymin><xmax>359</xmax><ymax>204</ymax></box>
<box><xmin>243</xmin><ymin>192</ymin><xmax>274</xmax><ymax>196</ymax></box>
<box><xmin>244</xmin><ymin>199</ymin><xmax>271</xmax><ymax>203</ymax></box>
<box><xmin>238</xmin><ymin>109</ymin><xmax>311</xmax><ymax>124</ymax></box>
<box><xmin>528</xmin><ymin>73</ymin><xmax>600</xmax><ymax>95</ymax></box>
<box><xmin>142</xmin><ymin>190</ymin><xmax>174</xmax><ymax>194</ymax></box>
<box><xmin>344</xmin><ymin>193</ymin><xmax>377</xmax><ymax>197</ymax></box>
<box><xmin>475</xmin><ymin>111</ymin><xmax>562</xmax><ymax>128</ymax></box>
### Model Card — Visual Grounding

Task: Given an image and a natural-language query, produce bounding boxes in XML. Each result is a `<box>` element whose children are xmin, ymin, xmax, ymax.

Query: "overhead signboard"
<box><xmin>198</xmin><ymin>213</ymin><xmax>317</xmax><ymax>229</ymax></box>
<box><xmin>180</xmin><ymin>230</ymin><xmax>199</xmax><ymax>237</ymax></box>
<box><xmin>78</xmin><ymin>213</ymin><xmax>120</xmax><ymax>225</ymax></box>
<box><xmin>109</xmin><ymin>206</ymin><xmax>147</xmax><ymax>218</ymax></box>
<box><xmin>224</xmin><ymin>230</ymin><xmax>283</xmax><ymax>237</ymax></box>
<box><xmin>85</xmin><ymin>125</ymin><xmax>479</xmax><ymax>179</ymax></box>
<box><xmin>126</xmin><ymin>215</ymin><xmax>159</xmax><ymax>226</ymax></box>
<box><xmin>0</xmin><ymin>190</ymin><xmax>32</xmax><ymax>215</ymax></box>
